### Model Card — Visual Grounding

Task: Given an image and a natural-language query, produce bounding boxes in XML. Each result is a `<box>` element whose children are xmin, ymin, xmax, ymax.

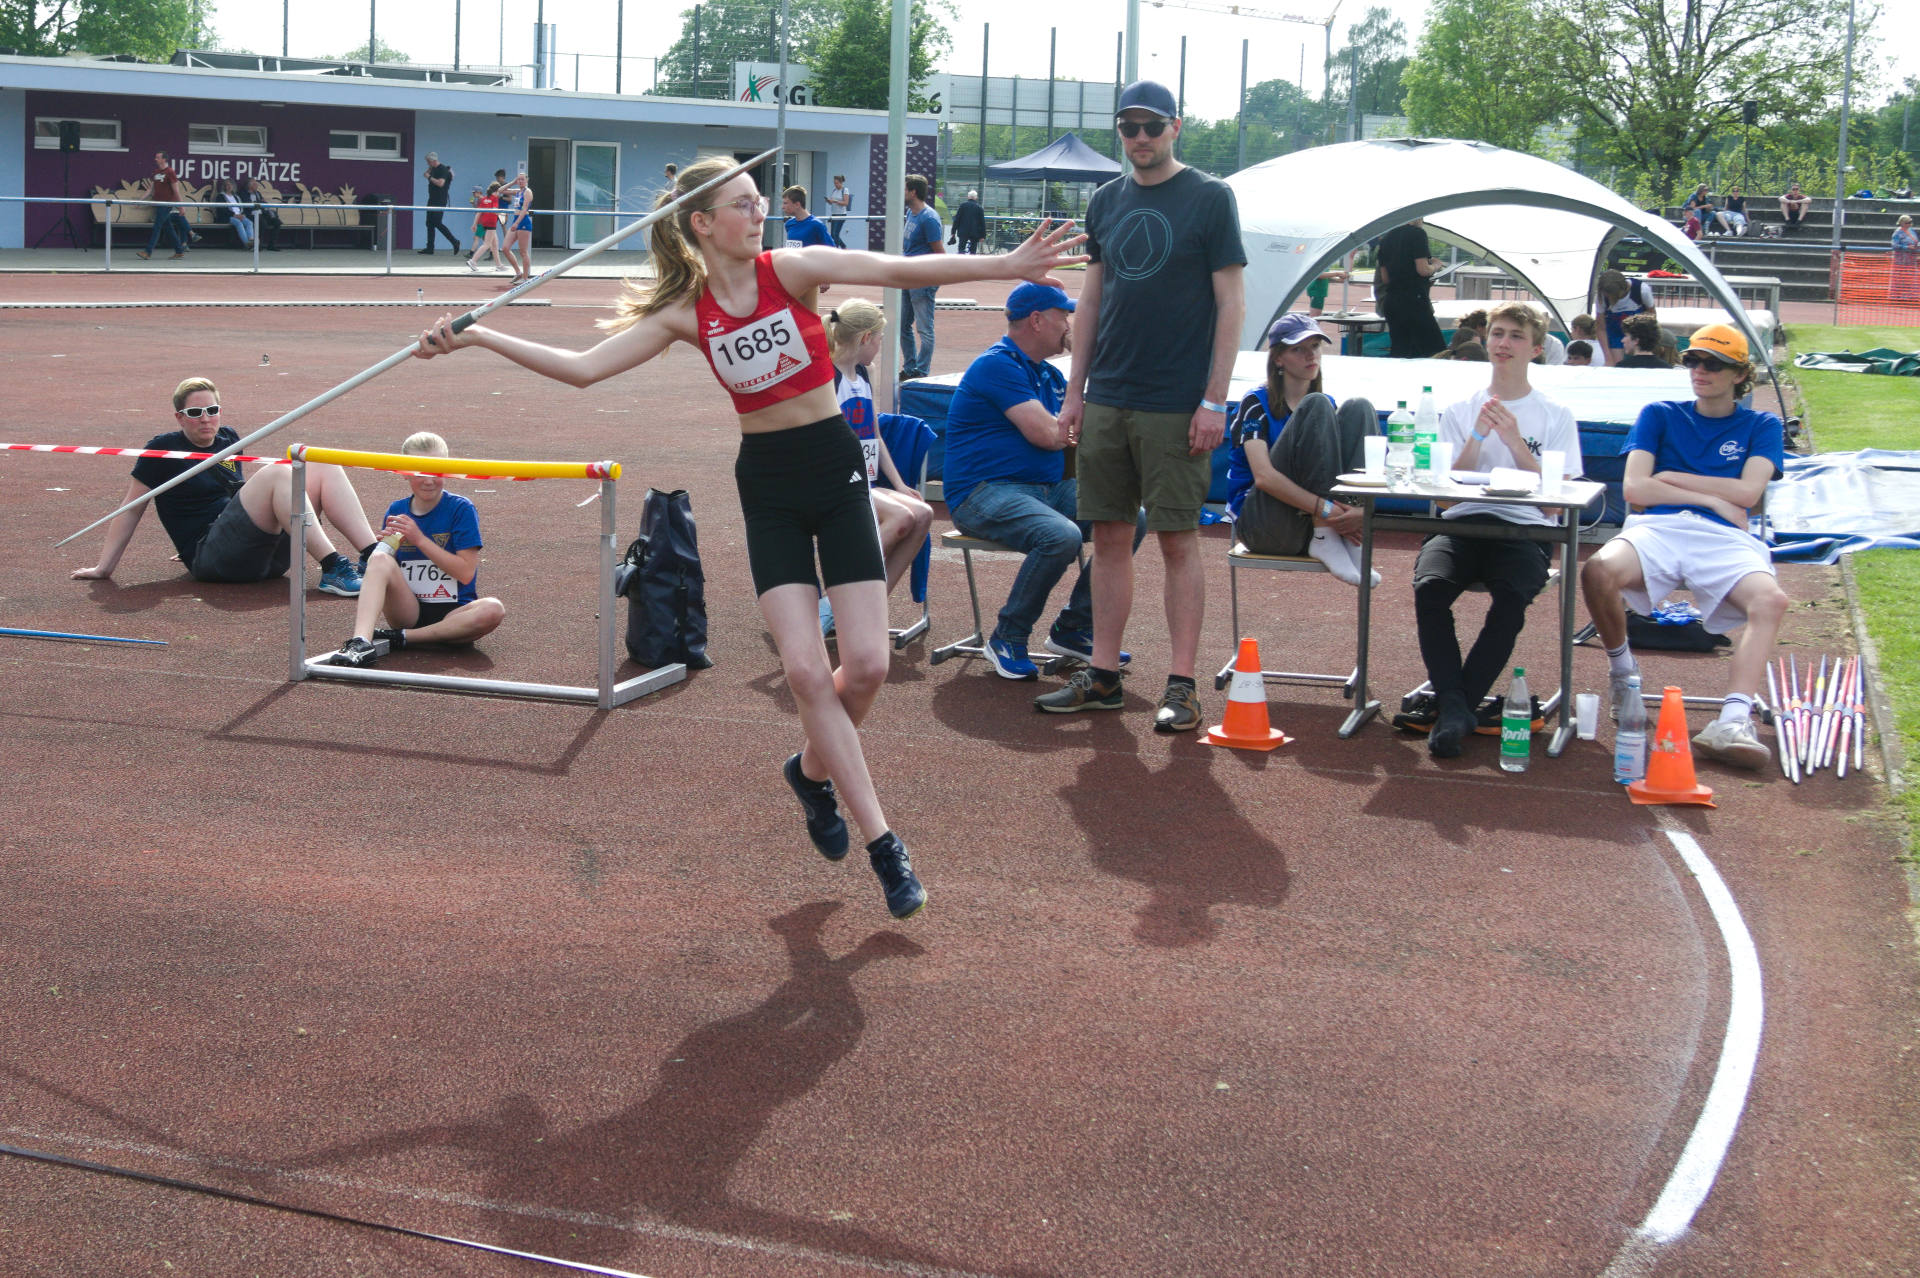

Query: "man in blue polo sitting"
<box><xmin>943</xmin><ymin>282</ymin><xmax>1141</xmax><ymax>680</ymax></box>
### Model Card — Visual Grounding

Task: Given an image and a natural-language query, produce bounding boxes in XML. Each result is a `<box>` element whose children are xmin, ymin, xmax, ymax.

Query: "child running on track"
<box><xmin>467</xmin><ymin>182</ymin><xmax>507</xmax><ymax>273</ymax></box>
<box><xmin>328</xmin><ymin>431</ymin><xmax>505</xmax><ymax>668</ymax></box>
<box><xmin>412</xmin><ymin>155</ymin><xmax>1086</xmax><ymax>919</ymax></box>
<box><xmin>821</xmin><ymin>299</ymin><xmax>934</xmax><ymax>636</ymax></box>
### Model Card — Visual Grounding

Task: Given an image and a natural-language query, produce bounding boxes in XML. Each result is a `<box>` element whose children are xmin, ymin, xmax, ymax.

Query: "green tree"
<box><xmin>1402</xmin><ymin>0</ymin><xmax>1560</xmax><ymax>152</ymax></box>
<box><xmin>1326</xmin><ymin>6</ymin><xmax>1409</xmax><ymax>116</ymax></box>
<box><xmin>2</xmin><ymin>0</ymin><xmax>210</xmax><ymax>61</ymax></box>
<box><xmin>330</xmin><ymin>38</ymin><xmax>410</xmax><ymax>64</ymax></box>
<box><xmin>650</xmin><ymin>0</ymin><xmax>843</xmax><ymax>99</ymax></box>
<box><xmin>1243</xmin><ymin>77</ymin><xmax>1331</xmax><ymax>152</ymax></box>
<box><xmin>1541</xmin><ymin>0</ymin><xmax>1864</xmax><ymax>204</ymax></box>
<box><xmin>810</xmin><ymin>0</ymin><xmax>951</xmax><ymax>112</ymax></box>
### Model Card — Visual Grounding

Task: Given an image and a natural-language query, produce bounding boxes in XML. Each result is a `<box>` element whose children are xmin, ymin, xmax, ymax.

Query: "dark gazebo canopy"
<box><xmin>985</xmin><ymin>133</ymin><xmax>1123</xmax><ymax>185</ymax></box>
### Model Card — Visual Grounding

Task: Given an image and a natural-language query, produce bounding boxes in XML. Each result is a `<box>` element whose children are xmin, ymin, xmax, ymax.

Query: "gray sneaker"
<box><xmin>1034</xmin><ymin>667</ymin><xmax>1124</xmax><ymax>714</ymax></box>
<box><xmin>1153</xmin><ymin>681</ymin><xmax>1203</xmax><ymax>733</ymax></box>
<box><xmin>1692</xmin><ymin>717</ymin><xmax>1771</xmax><ymax>771</ymax></box>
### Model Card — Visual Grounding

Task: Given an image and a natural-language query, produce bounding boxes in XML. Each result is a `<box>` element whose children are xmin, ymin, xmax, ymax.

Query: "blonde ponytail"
<box><xmin>601</xmin><ymin>156</ymin><xmax>738</xmax><ymax>333</ymax></box>
<box><xmin>825</xmin><ymin>298</ymin><xmax>885</xmax><ymax>362</ymax></box>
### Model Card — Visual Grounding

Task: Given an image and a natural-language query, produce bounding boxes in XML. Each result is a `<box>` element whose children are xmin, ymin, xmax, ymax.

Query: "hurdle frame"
<box><xmin>286</xmin><ymin>446</ymin><xmax>685</xmax><ymax>709</ymax></box>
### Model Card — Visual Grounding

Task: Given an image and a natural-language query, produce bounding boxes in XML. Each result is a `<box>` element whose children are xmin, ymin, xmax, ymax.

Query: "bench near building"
<box><xmin>0</xmin><ymin>50</ymin><xmax>936</xmax><ymax>255</ymax></box>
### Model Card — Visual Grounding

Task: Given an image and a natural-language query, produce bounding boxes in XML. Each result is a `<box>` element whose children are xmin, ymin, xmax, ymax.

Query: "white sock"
<box><xmin>1309</xmin><ymin>528</ymin><xmax>1380</xmax><ymax>589</ymax></box>
<box><xmin>1718</xmin><ymin>693</ymin><xmax>1754</xmax><ymax>725</ymax></box>
<box><xmin>1606</xmin><ymin>642</ymin><xmax>1637</xmax><ymax>676</ymax></box>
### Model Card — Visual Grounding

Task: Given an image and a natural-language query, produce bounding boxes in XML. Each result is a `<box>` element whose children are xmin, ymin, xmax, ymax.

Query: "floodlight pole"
<box><xmin>1237</xmin><ymin>41</ymin><xmax>1249</xmax><ymax>171</ymax></box>
<box><xmin>885</xmin><ymin>0</ymin><xmax>908</xmax><ymax>412</ymax></box>
<box><xmin>1125</xmin><ymin>0</ymin><xmax>1140</xmax><ymax>84</ymax></box>
<box><xmin>1831</xmin><ymin>0</ymin><xmax>1856</xmax><ymax>253</ymax></box>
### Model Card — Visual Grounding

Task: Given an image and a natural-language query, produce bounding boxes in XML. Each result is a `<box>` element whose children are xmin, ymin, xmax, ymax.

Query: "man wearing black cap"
<box><xmin>1040</xmin><ymin>78</ymin><xmax>1246</xmax><ymax>732</ymax></box>
<box><xmin>418</xmin><ymin>151</ymin><xmax>461</xmax><ymax>254</ymax></box>
<box><xmin>945</xmin><ymin>283</ymin><xmax>1143</xmax><ymax>681</ymax></box>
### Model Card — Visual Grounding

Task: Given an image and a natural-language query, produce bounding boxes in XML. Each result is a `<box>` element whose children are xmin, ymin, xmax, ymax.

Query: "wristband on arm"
<box><xmin>1200</xmin><ymin>398</ymin><xmax>1230</xmax><ymax>415</ymax></box>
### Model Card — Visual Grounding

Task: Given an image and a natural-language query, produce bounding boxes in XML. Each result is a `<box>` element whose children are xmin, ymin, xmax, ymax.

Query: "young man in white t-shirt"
<box><xmin>1413</xmin><ymin>302</ymin><xmax>1582</xmax><ymax>757</ymax></box>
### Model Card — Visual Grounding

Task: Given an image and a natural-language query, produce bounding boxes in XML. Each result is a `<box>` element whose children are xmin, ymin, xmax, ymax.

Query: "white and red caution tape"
<box><xmin>3</xmin><ymin>442</ymin><xmax>537</xmax><ymax>481</ymax></box>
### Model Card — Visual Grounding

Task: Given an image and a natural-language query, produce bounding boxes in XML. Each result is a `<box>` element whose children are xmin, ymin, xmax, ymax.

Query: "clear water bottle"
<box><xmin>1500</xmin><ymin>667</ymin><xmax>1531</xmax><ymax>773</ymax></box>
<box><xmin>1613</xmin><ymin>674</ymin><xmax>1648</xmax><ymax>784</ymax></box>
<box><xmin>1414</xmin><ymin>385</ymin><xmax>1440</xmax><ymax>473</ymax></box>
<box><xmin>1386</xmin><ymin>400</ymin><xmax>1416</xmax><ymax>488</ymax></box>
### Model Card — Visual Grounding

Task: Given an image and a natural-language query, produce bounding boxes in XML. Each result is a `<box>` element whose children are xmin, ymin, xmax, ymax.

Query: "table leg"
<box><xmin>1549</xmin><ymin>515</ymin><xmax>1577</xmax><ymax>757</ymax></box>
<box><xmin>1339</xmin><ymin>499</ymin><xmax>1383</xmax><ymax>738</ymax></box>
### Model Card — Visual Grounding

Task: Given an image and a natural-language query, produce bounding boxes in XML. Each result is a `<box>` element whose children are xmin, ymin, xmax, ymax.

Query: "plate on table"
<box><xmin>1479</xmin><ymin>484</ymin><xmax>1539</xmax><ymax>497</ymax></box>
<box><xmin>1336</xmin><ymin>472</ymin><xmax>1390</xmax><ymax>487</ymax></box>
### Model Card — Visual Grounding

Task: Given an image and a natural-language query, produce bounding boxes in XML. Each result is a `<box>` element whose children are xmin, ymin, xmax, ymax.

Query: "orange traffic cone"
<box><xmin>1204</xmin><ymin>637</ymin><xmax>1290</xmax><ymax>751</ymax></box>
<box><xmin>1628</xmin><ymin>685</ymin><xmax>1716</xmax><ymax>807</ymax></box>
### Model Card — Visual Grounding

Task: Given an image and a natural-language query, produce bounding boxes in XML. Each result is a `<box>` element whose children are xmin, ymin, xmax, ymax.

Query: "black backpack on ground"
<box><xmin>616</xmin><ymin>488</ymin><xmax>713</xmax><ymax>670</ymax></box>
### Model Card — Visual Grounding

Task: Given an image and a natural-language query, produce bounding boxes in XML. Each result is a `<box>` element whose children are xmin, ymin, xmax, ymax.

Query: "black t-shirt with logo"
<box><xmin>130</xmin><ymin>426</ymin><xmax>244</xmax><ymax>563</ymax></box>
<box><xmin>1082</xmin><ymin>165</ymin><xmax>1246</xmax><ymax>413</ymax></box>
<box><xmin>427</xmin><ymin>163</ymin><xmax>453</xmax><ymax>207</ymax></box>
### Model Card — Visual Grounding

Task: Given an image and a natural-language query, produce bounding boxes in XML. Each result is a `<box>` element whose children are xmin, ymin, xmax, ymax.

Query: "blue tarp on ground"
<box><xmin>1767</xmin><ymin>449</ymin><xmax>1920</xmax><ymax>563</ymax></box>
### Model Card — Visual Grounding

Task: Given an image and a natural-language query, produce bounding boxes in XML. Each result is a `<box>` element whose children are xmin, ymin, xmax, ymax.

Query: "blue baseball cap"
<box><xmin>1115</xmin><ymin>80</ymin><xmax>1179</xmax><ymax>120</ymax></box>
<box><xmin>1006</xmin><ymin>282</ymin><xmax>1076</xmax><ymax>321</ymax></box>
<box><xmin>1266</xmin><ymin>312</ymin><xmax>1332</xmax><ymax>348</ymax></box>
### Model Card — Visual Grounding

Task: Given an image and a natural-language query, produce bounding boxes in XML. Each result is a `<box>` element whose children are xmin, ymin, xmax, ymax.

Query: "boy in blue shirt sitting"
<box><xmin>1579</xmin><ymin>324</ymin><xmax>1788</xmax><ymax>770</ymax></box>
<box><xmin>329</xmin><ymin>432</ymin><xmax>505</xmax><ymax>667</ymax></box>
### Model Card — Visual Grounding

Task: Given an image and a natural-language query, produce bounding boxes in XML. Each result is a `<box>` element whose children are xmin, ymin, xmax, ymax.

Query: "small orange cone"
<box><xmin>1628</xmin><ymin>685</ymin><xmax>1716</xmax><ymax>807</ymax></box>
<box><xmin>1204</xmin><ymin>637</ymin><xmax>1290</xmax><ymax>751</ymax></box>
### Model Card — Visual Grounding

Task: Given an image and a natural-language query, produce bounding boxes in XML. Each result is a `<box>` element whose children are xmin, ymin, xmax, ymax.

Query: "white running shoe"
<box><xmin>1692</xmin><ymin>717</ymin><xmax>1771</xmax><ymax>771</ymax></box>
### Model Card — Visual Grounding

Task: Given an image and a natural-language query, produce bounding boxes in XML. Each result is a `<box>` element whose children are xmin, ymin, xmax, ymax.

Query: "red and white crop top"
<box><xmin>693</xmin><ymin>252</ymin><xmax>835</xmax><ymax>414</ymax></box>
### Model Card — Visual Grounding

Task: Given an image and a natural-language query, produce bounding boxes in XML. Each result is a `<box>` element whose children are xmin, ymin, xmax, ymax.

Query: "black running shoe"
<box><xmin>373</xmin><ymin>627</ymin><xmax>407</xmax><ymax>651</ymax></box>
<box><xmin>783</xmin><ymin>752</ymin><xmax>849</xmax><ymax>861</ymax></box>
<box><xmin>867</xmin><ymin>832</ymin><xmax>927</xmax><ymax>919</ymax></box>
<box><xmin>329</xmin><ymin>636</ymin><xmax>380</xmax><ymax>668</ymax></box>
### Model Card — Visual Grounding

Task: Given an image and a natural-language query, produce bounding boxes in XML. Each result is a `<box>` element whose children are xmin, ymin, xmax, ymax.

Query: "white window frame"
<box><xmin>32</xmin><ymin>117</ymin><xmax>124</xmax><ymax>151</ymax></box>
<box><xmin>187</xmin><ymin>123</ymin><xmax>270</xmax><ymax>156</ymax></box>
<box><xmin>328</xmin><ymin>130</ymin><xmax>407</xmax><ymax>162</ymax></box>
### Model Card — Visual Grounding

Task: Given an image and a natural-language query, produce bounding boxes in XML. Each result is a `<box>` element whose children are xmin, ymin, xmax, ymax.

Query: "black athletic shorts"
<box><xmin>733</xmin><ymin>414</ymin><xmax>885</xmax><ymax>596</ymax></box>
<box><xmin>190</xmin><ymin>497</ymin><xmax>291</xmax><ymax>583</ymax></box>
<box><xmin>413</xmin><ymin>600</ymin><xmax>459</xmax><ymax>628</ymax></box>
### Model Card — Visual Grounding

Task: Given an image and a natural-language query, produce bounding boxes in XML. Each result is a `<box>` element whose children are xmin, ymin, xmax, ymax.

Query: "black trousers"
<box><xmin>1379</xmin><ymin>291</ymin><xmax>1446</xmax><ymax>359</ymax></box>
<box><xmin>1235</xmin><ymin>393</ymin><xmax>1379</xmax><ymax>557</ymax></box>
<box><xmin>423</xmin><ymin>208</ymin><xmax>462</xmax><ymax>250</ymax></box>
<box><xmin>1413</xmin><ymin>517</ymin><xmax>1551</xmax><ymax>706</ymax></box>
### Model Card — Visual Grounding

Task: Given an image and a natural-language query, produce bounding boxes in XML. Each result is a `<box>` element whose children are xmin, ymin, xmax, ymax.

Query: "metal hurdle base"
<box><xmin>287</xmin><ymin>457</ymin><xmax>686</xmax><ymax>710</ymax></box>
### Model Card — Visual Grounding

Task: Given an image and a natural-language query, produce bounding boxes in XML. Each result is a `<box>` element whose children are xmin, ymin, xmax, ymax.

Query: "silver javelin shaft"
<box><xmin>56</xmin><ymin>149</ymin><xmax>775</xmax><ymax>549</ymax></box>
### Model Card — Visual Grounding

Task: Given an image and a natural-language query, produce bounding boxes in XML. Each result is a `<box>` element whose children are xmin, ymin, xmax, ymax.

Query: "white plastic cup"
<box><xmin>1429</xmin><ymin>439</ymin><xmax>1455</xmax><ymax>482</ymax></box>
<box><xmin>1363</xmin><ymin>435</ymin><xmax>1388</xmax><ymax>476</ymax></box>
<box><xmin>1541</xmin><ymin>449</ymin><xmax>1566</xmax><ymax>497</ymax></box>
<box><xmin>1575</xmin><ymin>692</ymin><xmax>1600</xmax><ymax>740</ymax></box>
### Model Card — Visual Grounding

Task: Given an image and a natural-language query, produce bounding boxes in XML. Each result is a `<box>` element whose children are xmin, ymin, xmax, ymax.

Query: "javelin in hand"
<box><xmin>57</xmin><ymin>149</ymin><xmax>777</xmax><ymax>549</ymax></box>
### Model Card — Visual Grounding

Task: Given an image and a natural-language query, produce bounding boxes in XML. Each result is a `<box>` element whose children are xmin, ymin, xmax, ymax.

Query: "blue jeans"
<box><xmin>900</xmin><ymin>285</ymin><xmax>937</xmax><ymax>374</ymax></box>
<box><xmin>145</xmin><ymin>206</ymin><xmax>187</xmax><ymax>254</ymax></box>
<box><xmin>952</xmin><ymin>479</ymin><xmax>1088</xmax><ymax>645</ymax></box>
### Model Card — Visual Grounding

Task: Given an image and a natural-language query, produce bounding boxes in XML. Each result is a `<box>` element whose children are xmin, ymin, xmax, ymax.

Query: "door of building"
<box><xmin>570</xmin><ymin>142</ymin><xmax>619</xmax><ymax>248</ymax></box>
<box><xmin>527</xmin><ymin>138</ymin><xmax>570</xmax><ymax>248</ymax></box>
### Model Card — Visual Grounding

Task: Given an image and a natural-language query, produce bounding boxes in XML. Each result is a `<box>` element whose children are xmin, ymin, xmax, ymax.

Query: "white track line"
<box><xmin>3</xmin><ymin>1126</ymin><xmax>1010</xmax><ymax>1278</ymax></box>
<box><xmin>1598</xmin><ymin>822</ymin><xmax>1765</xmax><ymax>1276</ymax></box>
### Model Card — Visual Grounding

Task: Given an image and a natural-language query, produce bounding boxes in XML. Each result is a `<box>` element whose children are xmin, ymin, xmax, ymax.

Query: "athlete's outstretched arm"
<box><xmin>413</xmin><ymin>306</ymin><xmax>686</xmax><ymax>388</ymax></box>
<box><xmin>773</xmin><ymin>220</ymin><xmax>1087</xmax><ymax>295</ymax></box>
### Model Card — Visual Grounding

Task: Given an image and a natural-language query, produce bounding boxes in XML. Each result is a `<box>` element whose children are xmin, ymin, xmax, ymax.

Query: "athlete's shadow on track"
<box><xmin>81</xmin><ymin>576</ymin><xmax>285</xmax><ymax>615</ymax></box>
<box><xmin>1056</xmin><ymin>721</ymin><xmax>1293</xmax><ymax>947</ymax></box>
<box><xmin>277</xmin><ymin>903</ymin><xmax>1020</xmax><ymax>1274</ymax></box>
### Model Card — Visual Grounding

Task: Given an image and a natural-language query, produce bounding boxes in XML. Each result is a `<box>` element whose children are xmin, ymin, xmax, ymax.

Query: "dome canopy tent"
<box><xmin>985</xmin><ymin>133</ymin><xmax>1124</xmax><ymax>185</ymax></box>
<box><xmin>1226</xmin><ymin>138</ymin><xmax>1774</xmax><ymax>380</ymax></box>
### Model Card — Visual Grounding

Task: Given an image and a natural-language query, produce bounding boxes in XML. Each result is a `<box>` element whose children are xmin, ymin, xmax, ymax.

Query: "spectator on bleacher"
<box><xmin>1227</xmin><ymin>312</ymin><xmax>1379</xmax><ymax>585</ymax></box>
<box><xmin>1564</xmin><ymin>339</ymin><xmax>1596</xmax><ymax>366</ymax></box>
<box><xmin>1596</xmin><ymin>270</ymin><xmax>1657</xmax><ymax>367</ymax></box>
<box><xmin>236</xmin><ymin>176</ymin><xmax>282</xmax><ymax>251</ymax></box>
<box><xmin>136</xmin><ymin>150</ymin><xmax>190</xmax><ymax>261</ymax></box>
<box><xmin>211</xmin><ymin>179</ymin><xmax>254</xmax><ymax>249</ymax></box>
<box><xmin>942</xmin><ymin>283</ymin><xmax>1142</xmax><ymax>680</ymax></box>
<box><xmin>1721</xmin><ymin>186</ymin><xmax>1749</xmax><ymax>236</ymax></box>
<box><xmin>1410</xmin><ymin>302</ymin><xmax>1580</xmax><ymax>759</ymax></box>
<box><xmin>1614</xmin><ymin>313</ymin><xmax>1668</xmax><ymax>368</ymax></box>
<box><xmin>1684</xmin><ymin>185</ymin><xmax>1726</xmax><ymax>236</ymax></box>
<box><xmin>1580</xmin><ymin>323</ymin><xmax>1788</xmax><ymax>772</ymax></box>
<box><xmin>1778</xmin><ymin>182</ymin><xmax>1811</xmax><ymax>234</ymax></box>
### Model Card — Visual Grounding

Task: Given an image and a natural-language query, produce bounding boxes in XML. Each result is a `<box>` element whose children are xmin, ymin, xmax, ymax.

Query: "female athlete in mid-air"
<box><xmin>413</xmin><ymin>156</ymin><xmax>1086</xmax><ymax>919</ymax></box>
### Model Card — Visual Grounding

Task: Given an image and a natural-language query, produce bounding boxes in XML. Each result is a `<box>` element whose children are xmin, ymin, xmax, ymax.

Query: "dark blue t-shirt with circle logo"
<box><xmin>1082</xmin><ymin>165</ymin><xmax>1246</xmax><ymax>413</ymax></box>
<box><xmin>1624</xmin><ymin>399</ymin><xmax>1783</xmax><ymax>529</ymax></box>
